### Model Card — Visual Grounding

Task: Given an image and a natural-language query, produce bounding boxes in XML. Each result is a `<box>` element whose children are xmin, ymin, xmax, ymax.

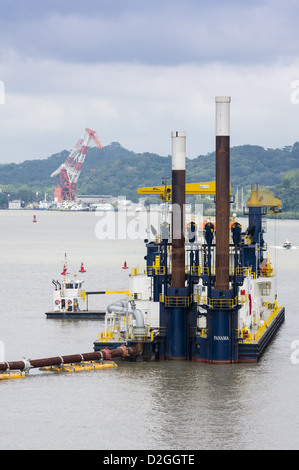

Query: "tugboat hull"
<box><xmin>46</xmin><ymin>310</ymin><xmax>105</xmax><ymax>319</ymax></box>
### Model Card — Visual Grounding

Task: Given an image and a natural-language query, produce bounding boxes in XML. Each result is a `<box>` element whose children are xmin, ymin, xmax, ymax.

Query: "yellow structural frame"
<box><xmin>137</xmin><ymin>181</ymin><xmax>224</xmax><ymax>201</ymax></box>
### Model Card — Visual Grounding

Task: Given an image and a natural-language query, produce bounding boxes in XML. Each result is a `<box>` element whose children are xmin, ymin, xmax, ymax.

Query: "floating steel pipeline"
<box><xmin>0</xmin><ymin>346</ymin><xmax>136</xmax><ymax>373</ymax></box>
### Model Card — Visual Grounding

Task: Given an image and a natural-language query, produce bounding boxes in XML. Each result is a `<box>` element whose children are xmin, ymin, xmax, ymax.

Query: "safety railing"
<box><xmin>190</xmin><ymin>265</ymin><xmax>251</xmax><ymax>277</ymax></box>
<box><xmin>257</xmin><ymin>268</ymin><xmax>275</xmax><ymax>278</ymax></box>
<box><xmin>98</xmin><ymin>324</ymin><xmax>157</xmax><ymax>343</ymax></box>
<box><xmin>159</xmin><ymin>294</ymin><xmax>191</xmax><ymax>307</ymax></box>
<box><xmin>235</xmin><ymin>267</ymin><xmax>252</xmax><ymax>277</ymax></box>
<box><xmin>132</xmin><ymin>264</ymin><xmax>252</xmax><ymax>278</ymax></box>
<box><xmin>131</xmin><ymin>266</ymin><xmax>166</xmax><ymax>276</ymax></box>
<box><xmin>193</xmin><ymin>295</ymin><xmax>240</xmax><ymax>309</ymax></box>
<box><xmin>125</xmin><ymin>326</ymin><xmax>156</xmax><ymax>342</ymax></box>
<box><xmin>131</xmin><ymin>267</ymin><xmax>147</xmax><ymax>276</ymax></box>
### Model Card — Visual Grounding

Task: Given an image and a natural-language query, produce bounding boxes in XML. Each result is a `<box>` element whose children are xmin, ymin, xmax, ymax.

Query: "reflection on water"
<box><xmin>0</xmin><ymin>211</ymin><xmax>299</xmax><ymax>450</ymax></box>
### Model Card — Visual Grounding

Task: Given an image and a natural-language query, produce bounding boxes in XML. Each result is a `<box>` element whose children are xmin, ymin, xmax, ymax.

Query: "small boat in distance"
<box><xmin>282</xmin><ymin>240</ymin><xmax>292</xmax><ymax>249</ymax></box>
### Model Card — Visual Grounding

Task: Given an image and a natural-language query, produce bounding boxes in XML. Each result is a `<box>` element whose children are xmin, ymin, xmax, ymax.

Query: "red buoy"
<box><xmin>33</xmin><ymin>215</ymin><xmax>37</xmax><ymax>223</ymax></box>
<box><xmin>79</xmin><ymin>262</ymin><xmax>86</xmax><ymax>273</ymax></box>
<box><xmin>61</xmin><ymin>265</ymin><xmax>67</xmax><ymax>276</ymax></box>
<box><xmin>122</xmin><ymin>261</ymin><xmax>128</xmax><ymax>270</ymax></box>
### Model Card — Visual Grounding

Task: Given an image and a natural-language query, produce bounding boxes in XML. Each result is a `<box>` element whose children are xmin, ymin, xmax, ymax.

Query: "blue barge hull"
<box><xmin>93</xmin><ymin>307</ymin><xmax>285</xmax><ymax>363</ymax></box>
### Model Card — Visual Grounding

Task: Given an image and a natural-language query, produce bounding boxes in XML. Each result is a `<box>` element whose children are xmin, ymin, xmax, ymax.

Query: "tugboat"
<box><xmin>45</xmin><ymin>255</ymin><xmax>106</xmax><ymax>319</ymax></box>
<box><xmin>282</xmin><ymin>240</ymin><xmax>292</xmax><ymax>249</ymax></box>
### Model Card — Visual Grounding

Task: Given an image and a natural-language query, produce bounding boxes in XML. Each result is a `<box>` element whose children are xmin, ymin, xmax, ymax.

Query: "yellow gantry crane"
<box><xmin>137</xmin><ymin>181</ymin><xmax>219</xmax><ymax>201</ymax></box>
<box><xmin>137</xmin><ymin>182</ymin><xmax>281</xmax><ymax>214</ymax></box>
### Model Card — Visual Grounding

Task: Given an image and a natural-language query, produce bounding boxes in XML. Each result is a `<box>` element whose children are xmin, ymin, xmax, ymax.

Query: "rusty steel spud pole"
<box><xmin>171</xmin><ymin>131</ymin><xmax>186</xmax><ymax>289</ymax></box>
<box><xmin>215</xmin><ymin>97</ymin><xmax>231</xmax><ymax>291</ymax></box>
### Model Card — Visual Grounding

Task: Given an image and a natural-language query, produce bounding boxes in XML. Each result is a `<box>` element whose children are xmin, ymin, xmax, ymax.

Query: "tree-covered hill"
<box><xmin>0</xmin><ymin>140</ymin><xmax>298</xmax><ymax>212</ymax></box>
<box><xmin>187</xmin><ymin>144</ymin><xmax>299</xmax><ymax>187</ymax></box>
<box><xmin>272</xmin><ymin>168</ymin><xmax>299</xmax><ymax>214</ymax></box>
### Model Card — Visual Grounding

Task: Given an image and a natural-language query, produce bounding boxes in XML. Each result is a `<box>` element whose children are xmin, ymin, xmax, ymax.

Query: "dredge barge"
<box><xmin>94</xmin><ymin>96</ymin><xmax>285</xmax><ymax>363</ymax></box>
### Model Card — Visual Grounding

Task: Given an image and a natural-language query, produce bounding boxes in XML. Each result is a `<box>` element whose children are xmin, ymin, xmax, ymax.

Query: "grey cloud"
<box><xmin>0</xmin><ymin>0</ymin><xmax>298</xmax><ymax>65</ymax></box>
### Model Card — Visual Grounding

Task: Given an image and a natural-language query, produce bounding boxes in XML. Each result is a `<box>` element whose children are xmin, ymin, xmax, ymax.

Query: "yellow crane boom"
<box><xmin>137</xmin><ymin>182</ymin><xmax>220</xmax><ymax>201</ymax></box>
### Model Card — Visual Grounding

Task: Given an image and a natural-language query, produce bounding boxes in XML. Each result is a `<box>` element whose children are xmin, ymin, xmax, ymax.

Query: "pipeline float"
<box><xmin>0</xmin><ymin>347</ymin><xmax>139</xmax><ymax>380</ymax></box>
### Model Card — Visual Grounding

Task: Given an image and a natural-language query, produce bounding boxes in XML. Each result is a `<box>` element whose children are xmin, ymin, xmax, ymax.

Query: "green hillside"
<box><xmin>272</xmin><ymin>168</ymin><xmax>299</xmax><ymax>215</ymax></box>
<box><xmin>0</xmin><ymin>141</ymin><xmax>298</xmax><ymax>213</ymax></box>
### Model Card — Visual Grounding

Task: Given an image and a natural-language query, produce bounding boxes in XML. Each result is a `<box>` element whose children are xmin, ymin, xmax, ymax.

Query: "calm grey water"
<box><xmin>0</xmin><ymin>210</ymin><xmax>298</xmax><ymax>450</ymax></box>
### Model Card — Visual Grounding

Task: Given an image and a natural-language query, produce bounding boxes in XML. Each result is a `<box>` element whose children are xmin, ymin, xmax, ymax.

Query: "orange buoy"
<box><xmin>79</xmin><ymin>262</ymin><xmax>86</xmax><ymax>273</ymax></box>
<box><xmin>122</xmin><ymin>261</ymin><xmax>128</xmax><ymax>270</ymax></box>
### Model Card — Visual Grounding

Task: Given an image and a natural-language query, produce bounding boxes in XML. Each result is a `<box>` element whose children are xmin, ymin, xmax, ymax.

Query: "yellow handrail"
<box><xmin>159</xmin><ymin>294</ymin><xmax>191</xmax><ymax>307</ymax></box>
<box><xmin>191</xmin><ymin>265</ymin><xmax>251</xmax><ymax>277</ymax></box>
<box><xmin>193</xmin><ymin>294</ymin><xmax>240</xmax><ymax>309</ymax></box>
<box><xmin>257</xmin><ymin>269</ymin><xmax>275</xmax><ymax>278</ymax></box>
<box><xmin>131</xmin><ymin>266</ymin><xmax>166</xmax><ymax>276</ymax></box>
<box><xmin>132</xmin><ymin>265</ymin><xmax>253</xmax><ymax>277</ymax></box>
<box><xmin>131</xmin><ymin>267</ymin><xmax>147</xmax><ymax>276</ymax></box>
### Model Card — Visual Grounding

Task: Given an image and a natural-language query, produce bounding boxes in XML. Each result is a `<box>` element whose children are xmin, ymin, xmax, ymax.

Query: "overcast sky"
<box><xmin>0</xmin><ymin>0</ymin><xmax>299</xmax><ymax>163</ymax></box>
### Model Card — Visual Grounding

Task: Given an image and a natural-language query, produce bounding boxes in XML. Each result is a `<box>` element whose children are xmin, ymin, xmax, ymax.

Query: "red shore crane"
<box><xmin>51</xmin><ymin>128</ymin><xmax>103</xmax><ymax>202</ymax></box>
